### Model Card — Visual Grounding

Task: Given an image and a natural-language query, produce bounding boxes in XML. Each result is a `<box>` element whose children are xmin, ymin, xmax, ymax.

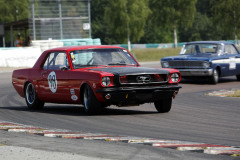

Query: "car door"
<box><xmin>37</xmin><ymin>52</ymin><xmax>72</xmax><ymax>103</ymax></box>
<box><xmin>223</xmin><ymin>44</ymin><xmax>239</xmax><ymax>76</ymax></box>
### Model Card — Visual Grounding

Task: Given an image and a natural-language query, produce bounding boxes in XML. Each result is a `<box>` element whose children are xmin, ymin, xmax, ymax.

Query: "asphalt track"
<box><xmin>0</xmin><ymin>63</ymin><xmax>239</xmax><ymax>159</ymax></box>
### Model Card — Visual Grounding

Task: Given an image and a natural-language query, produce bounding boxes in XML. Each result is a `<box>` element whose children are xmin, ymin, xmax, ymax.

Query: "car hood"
<box><xmin>162</xmin><ymin>54</ymin><xmax>215</xmax><ymax>61</ymax></box>
<box><xmin>88</xmin><ymin>66</ymin><xmax>170</xmax><ymax>76</ymax></box>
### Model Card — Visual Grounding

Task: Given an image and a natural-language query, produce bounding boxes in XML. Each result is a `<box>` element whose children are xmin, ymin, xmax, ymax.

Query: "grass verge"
<box><xmin>131</xmin><ymin>48</ymin><xmax>181</xmax><ymax>62</ymax></box>
<box><xmin>227</xmin><ymin>90</ymin><xmax>240</xmax><ymax>97</ymax></box>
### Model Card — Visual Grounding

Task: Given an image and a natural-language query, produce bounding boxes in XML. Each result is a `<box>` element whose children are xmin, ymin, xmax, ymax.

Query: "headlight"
<box><xmin>162</xmin><ymin>61</ymin><xmax>169</xmax><ymax>68</ymax></box>
<box><xmin>202</xmin><ymin>61</ymin><xmax>210</xmax><ymax>68</ymax></box>
<box><xmin>170</xmin><ymin>73</ymin><xmax>180</xmax><ymax>83</ymax></box>
<box><xmin>102</xmin><ymin>77</ymin><xmax>110</xmax><ymax>86</ymax></box>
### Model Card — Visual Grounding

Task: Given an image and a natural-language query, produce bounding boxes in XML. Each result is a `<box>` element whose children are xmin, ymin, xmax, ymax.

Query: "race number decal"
<box><xmin>48</xmin><ymin>71</ymin><xmax>57</xmax><ymax>93</ymax></box>
<box><xmin>229</xmin><ymin>57</ymin><xmax>236</xmax><ymax>70</ymax></box>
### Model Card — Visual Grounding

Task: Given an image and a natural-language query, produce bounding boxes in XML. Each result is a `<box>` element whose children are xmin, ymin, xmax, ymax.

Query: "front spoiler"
<box><xmin>95</xmin><ymin>85</ymin><xmax>181</xmax><ymax>106</ymax></box>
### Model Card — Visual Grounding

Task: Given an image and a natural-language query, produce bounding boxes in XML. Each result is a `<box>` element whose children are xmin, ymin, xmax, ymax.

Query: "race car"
<box><xmin>12</xmin><ymin>45</ymin><xmax>181</xmax><ymax>114</ymax></box>
<box><xmin>161</xmin><ymin>41</ymin><xmax>240</xmax><ymax>84</ymax></box>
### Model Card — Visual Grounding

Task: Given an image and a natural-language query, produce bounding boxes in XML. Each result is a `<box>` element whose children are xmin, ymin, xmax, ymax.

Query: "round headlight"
<box><xmin>170</xmin><ymin>73</ymin><xmax>180</xmax><ymax>83</ymax></box>
<box><xmin>102</xmin><ymin>77</ymin><xmax>110</xmax><ymax>86</ymax></box>
<box><xmin>162</xmin><ymin>61</ymin><xmax>169</xmax><ymax>68</ymax></box>
<box><xmin>202</xmin><ymin>61</ymin><xmax>210</xmax><ymax>68</ymax></box>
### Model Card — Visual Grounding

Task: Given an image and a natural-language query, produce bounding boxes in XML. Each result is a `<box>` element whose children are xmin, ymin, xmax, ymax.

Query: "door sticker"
<box><xmin>71</xmin><ymin>95</ymin><xmax>78</xmax><ymax>101</ymax></box>
<box><xmin>229</xmin><ymin>57</ymin><xmax>236</xmax><ymax>70</ymax></box>
<box><xmin>70</xmin><ymin>88</ymin><xmax>75</xmax><ymax>94</ymax></box>
<box><xmin>70</xmin><ymin>88</ymin><xmax>78</xmax><ymax>101</ymax></box>
<box><xmin>48</xmin><ymin>71</ymin><xmax>57</xmax><ymax>93</ymax></box>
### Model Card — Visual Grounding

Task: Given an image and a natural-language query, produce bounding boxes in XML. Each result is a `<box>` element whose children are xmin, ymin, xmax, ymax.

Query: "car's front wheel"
<box><xmin>154</xmin><ymin>98</ymin><xmax>172</xmax><ymax>113</ymax></box>
<box><xmin>83</xmin><ymin>85</ymin><xmax>101</xmax><ymax>114</ymax></box>
<box><xmin>236</xmin><ymin>74</ymin><xmax>240</xmax><ymax>81</ymax></box>
<box><xmin>25</xmin><ymin>82</ymin><xmax>44</xmax><ymax>109</ymax></box>
<box><xmin>210</xmin><ymin>69</ymin><xmax>219</xmax><ymax>84</ymax></box>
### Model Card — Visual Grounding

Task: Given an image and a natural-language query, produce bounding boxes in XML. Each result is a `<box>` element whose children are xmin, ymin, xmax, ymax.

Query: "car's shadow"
<box><xmin>1</xmin><ymin>105</ymin><xmax>158</xmax><ymax>116</ymax></box>
<box><xmin>180</xmin><ymin>76</ymin><xmax>237</xmax><ymax>85</ymax></box>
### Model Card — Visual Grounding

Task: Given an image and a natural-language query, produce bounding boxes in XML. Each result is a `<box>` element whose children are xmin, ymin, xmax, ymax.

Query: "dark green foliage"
<box><xmin>0</xmin><ymin>0</ymin><xmax>28</xmax><ymax>23</ymax></box>
<box><xmin>104</xmin><ymin>0</ymin><xmax>151</xmax><ymax>44</ymax></box>
<box><xmin>1</xmin><ymin>0</ymin><xmax>239</xmax><ymax>45</ymax></box>
<box><xmin>211</xmin><ymin>0</ymin><xmax>240</xmax><ymax>43</ymax></box>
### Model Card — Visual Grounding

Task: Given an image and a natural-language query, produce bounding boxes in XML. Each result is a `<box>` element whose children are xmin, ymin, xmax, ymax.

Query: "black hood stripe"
<box><xmin>89</xmin><ymin>67</ymin><xmax>169</xmax><ymax>76</ymax></box>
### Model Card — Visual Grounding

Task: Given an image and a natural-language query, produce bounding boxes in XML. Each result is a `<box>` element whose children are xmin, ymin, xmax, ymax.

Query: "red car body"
<box><xmin>12</xmin><ymin>45</ymin><xmax>181</xmax><ymax>114</ymax></box>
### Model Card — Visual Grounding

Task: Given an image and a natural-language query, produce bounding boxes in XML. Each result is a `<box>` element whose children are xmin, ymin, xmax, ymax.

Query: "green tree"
<box><xmin>91</xmin><ymin>0</ymin><xmax>114</xmax><ymax>44</ymax></box>
<box><xmin>140</xmin><ymin>18</ymin><xmax>173</xmax><ymax>43</ymax></box>
<box><xmin>211</xmin><ymin>0</ymin><xmax>240</xmax><ymax>44</ymax></box>
<box><xmin>0</xmin><ymin>0</ymin><xmax>28</xmax><ymax>23</ymax></box>
<box><xmin>179</xmin><ymin>12</ymin><xmax>223</xmax><ymax>42</ymax></box>
<box><xmin>0</xmin><ymin>0</ymin><xmax>28</xmax><ymax>46</ymax></box>
<box><xmin>150</xmin><ymin>0</ymin><xmax>197</xmax><ymax>47</ymax></box>
<box><xmin>104</xmin><ymin>0</ymin><xmax>151</xmax><ymax>45</ymax></box>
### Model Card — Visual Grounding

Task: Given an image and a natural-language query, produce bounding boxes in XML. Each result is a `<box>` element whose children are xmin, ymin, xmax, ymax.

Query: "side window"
<box><xmin>43</xmin><ymin>52</ymin><xmax>68</xmax><ymax>70</ymax></box>
<box><xmin>224</xmin><ymin>45</ymin><xmax>238</xmax><ymax>55</ymax></box>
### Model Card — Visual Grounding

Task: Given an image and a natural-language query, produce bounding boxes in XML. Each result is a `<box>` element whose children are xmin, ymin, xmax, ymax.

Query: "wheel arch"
<box><xmin>80</xmin><ymin>83</ymin><xmax>88</xmax><ymax>104</ymax></box>
<box><xmin>215</xmin><ymin>66</ymin><xmax>221</xmax><ymax>77</ymax></box>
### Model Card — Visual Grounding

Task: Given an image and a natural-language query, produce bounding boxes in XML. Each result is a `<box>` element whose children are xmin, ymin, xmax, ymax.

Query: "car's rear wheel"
<box><xmin>236</xmin><ymin>75</ymin><xmax>240</xmax><ymax>81</ymax></box>
<box><xmin>83</xmin><ymin>85</ymin><xmax>100</xmax><ymax>114</ymax></box>
<box><xmin>25</xmin><ymin>82</ymin><xmax>44</xmax><ymax>109</ymax></box>
<box><xmin>154</xmin><ymin>98</ymin><xmax>172</xmax><ymax>113</ymax></box>
<box><xmin>210</xmin><ymin>69</ymin><xmax>219</xmax><ymax>84</ymax></box>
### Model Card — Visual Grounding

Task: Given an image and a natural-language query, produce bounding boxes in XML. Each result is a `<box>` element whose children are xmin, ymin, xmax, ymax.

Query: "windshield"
<box><xmin>70</xmin><ymin>48</ymin><xmax>138</xmax><ymax>69</ymax></box>
<box><xmin>180</xmin><ymin>44</ymin><xmax>221</xmax><ymax>54</ymax></box>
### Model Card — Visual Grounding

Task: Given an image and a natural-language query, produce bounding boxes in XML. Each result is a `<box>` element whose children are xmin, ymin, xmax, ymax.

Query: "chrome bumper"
<box><xmin>178</xmin><ymin>69</ymin><xmax>213</xmax><ymax>76</ymax></box>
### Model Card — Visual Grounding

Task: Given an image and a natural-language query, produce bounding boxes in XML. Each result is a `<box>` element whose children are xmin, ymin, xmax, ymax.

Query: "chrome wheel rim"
<box><xmin>26</xmin><ymin>83</ymin><xmax>35</xmax><ymax>105</ymax></box>
<box><xmin>83</xmin><ymin>88</ymin><xmax>89</xmax><ymax>110</ymax></box>
<box><xmin>213</xmin><ymin>70</ymin><xmax>219</xmax><ymax>82</ymax></box>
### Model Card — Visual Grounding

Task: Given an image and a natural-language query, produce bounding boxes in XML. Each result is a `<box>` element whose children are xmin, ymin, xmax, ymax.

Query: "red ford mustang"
<box><xmin>12</xmin><ymin>45</ymin><xmax>181</xmax><ymax>114</ymax></box>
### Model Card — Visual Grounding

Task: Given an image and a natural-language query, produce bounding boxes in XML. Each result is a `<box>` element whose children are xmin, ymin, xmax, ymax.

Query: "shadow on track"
<box><xmin>180</xmin><ymin>76</ymin><xmax>237</xmax><ymax>85</ymax></box>
<box><xmin>1</xmin><ymin>105</ymin><xmax>158</xmax><ymax>116</ymax></box>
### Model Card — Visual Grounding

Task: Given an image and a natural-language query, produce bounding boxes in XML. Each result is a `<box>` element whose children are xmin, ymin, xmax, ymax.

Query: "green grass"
<box><xmin>227</xmin><ymin>90</ymin><xmax>240</xmax><ymax>97</ymax></box>
<box><xmin>131</xmin><ymin>48</ymin><xmax>181</xmax><ymax>62</ymax></box>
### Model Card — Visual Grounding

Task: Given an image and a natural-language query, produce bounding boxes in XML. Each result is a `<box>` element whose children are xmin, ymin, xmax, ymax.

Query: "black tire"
<box><xmin>154</xmin><ymin>98</ymin><xmax>172</xmax><ymax>113</ymax></box>
<box><xmin>83</xmin><ymin>85</ymin><xmax>101</xmax><ymax>114</ymax></box>
<box><xmin>25</xmin><ymin>83</ymin><xmax>44</xmax><ymax>110</ymax></box>
<box><xmin>210</xmin><ymin>69</ymin><xmax>219</xmax><ymax>84</ymax></box>
<box><xmin>236</xmin><ymin>75</ymin><xmax>240</xmax><ymax>81</ymax></box>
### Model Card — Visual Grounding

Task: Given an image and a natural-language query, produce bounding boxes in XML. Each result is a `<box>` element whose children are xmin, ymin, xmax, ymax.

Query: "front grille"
<box><xmin>119</xmin><ymin>74</ymin><xmax>168</xmax><ymax>85</ymax></box>
<box><xmin>168</xmin><ymin>61</ymin><xmax>204</xmax><ymax>68</ymax></box>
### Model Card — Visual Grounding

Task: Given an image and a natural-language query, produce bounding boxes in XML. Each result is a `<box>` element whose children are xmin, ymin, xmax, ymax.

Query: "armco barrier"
<box><xmin>1</xmin><ymin>40</ymin><xmax>238</xmax><ymax>68</ymax></box>
<box><xmin>115</xmin><ymin>40</ymin><xmax>238</xmax><ymax>49</ymax></box>
<box><xmin>31</xmin><ymin>38</ymin><xmax>101</xmax><ymax>52</ymax></box>
<box><xmin>115</xmin><ymin>43</ymin><xmax>175</xmax><ymax>49</ymax></box>
<box><xmin>0</xmin><ymin>47</ymin><xmax>41</xmax><ymax>67</ymax></box>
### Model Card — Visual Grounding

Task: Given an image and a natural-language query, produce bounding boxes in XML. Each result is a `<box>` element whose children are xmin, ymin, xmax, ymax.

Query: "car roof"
<box><xmin>45</xmin><ymin>45</ymin><xmax>125</xmax><ymax>52</ymax></box>
<box><xmin>185</xmin><ymin>41</ymin><xmax>234</xmax><ymax>45</ymax></box>
<box><xmin>33</xmin><ymin>45</ymin><xmax>132</xmax><ymax>69</ymax></box>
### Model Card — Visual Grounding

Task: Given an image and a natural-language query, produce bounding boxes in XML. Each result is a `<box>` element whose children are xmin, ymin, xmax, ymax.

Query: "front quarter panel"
<box><xmin>69</xmin><ymin>69</ymin><xmax>114</xmax><ymax>104</ymax></box>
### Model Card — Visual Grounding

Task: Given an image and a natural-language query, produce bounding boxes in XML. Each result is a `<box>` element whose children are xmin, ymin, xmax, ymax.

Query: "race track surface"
<box><xmin>0</xmin><ymin>64</ymin><xmax>239</xmax><ymax>159</ymax></box>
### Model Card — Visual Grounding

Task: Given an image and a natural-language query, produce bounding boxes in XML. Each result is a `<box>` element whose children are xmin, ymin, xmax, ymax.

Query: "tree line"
<box><xmin>1</xmin><ymin>0</ymin><xmax>240</xmax><ymax>46</ymax></box>
<box><xmin>92</xmin><ymin>0</ymin><xmax>240</xmax><ymax>46</ymax></box>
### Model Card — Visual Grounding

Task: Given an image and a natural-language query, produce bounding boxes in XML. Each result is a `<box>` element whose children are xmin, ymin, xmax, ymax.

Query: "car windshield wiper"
<box><xmin>108</xmin><ymin>63</ymin><xmax>134</xmax><ymax>66</ymax></box>
<box><xmin>74</xmin><ymin>64</ymin><xmax>106</xmax><ymax>68</ymax></box>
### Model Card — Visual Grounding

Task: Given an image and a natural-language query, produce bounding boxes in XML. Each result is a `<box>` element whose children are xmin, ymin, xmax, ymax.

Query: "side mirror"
<box><xmin>60</xmin><ymin>66</ymin><xmax>68</xmax><ymax>71</ymax></box>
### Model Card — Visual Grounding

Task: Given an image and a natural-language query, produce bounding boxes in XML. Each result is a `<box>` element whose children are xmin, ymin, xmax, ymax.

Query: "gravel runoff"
<box><xmin>0</xmin><ymin>145</ymin><xmax>110</xmax><ymax>160</ymax></box>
